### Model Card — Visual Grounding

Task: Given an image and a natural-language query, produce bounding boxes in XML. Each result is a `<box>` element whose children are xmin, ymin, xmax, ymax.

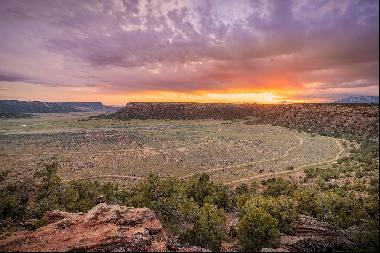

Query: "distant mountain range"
<box><xmin>334</xmin><ymin>96</ymin><xmax>379</xmax><ymax>104</ymax></box>
<box><xmin>0</xmin><ymin>100</ymin><xmax>121</xmax><ymax>118</ymax></box>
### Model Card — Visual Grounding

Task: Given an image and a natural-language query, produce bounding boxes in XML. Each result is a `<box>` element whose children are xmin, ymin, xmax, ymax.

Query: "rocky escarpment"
<box><xmin>103</xmin><ymin>102</ymin><xmax>378</xmax><ymax>140</ymax></box>
<box><xmin>0</xmin><ymin>204</ymin><xmax>208</xmax><ymax>252</ymax></box>
<box><xmin>102</xmin><ymin>102</ymin><xmax>251</xmax><ymax>120</ymax></box>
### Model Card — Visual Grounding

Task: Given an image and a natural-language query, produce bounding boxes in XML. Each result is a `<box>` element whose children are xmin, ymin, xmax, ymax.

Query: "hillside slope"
<box><xmin>104</xmin><ymin>102</ymin><xmax>379</xmax><ymax>140</ymax></box>
<box><xmin>334</xmin><ymin>96</ymin><xmax>379</xmax><ymax>104</ymax></box>
<box><xmin>0</xmin><ymin>100</ymin><xmax>120</xmax><ymax>118</ymax></box>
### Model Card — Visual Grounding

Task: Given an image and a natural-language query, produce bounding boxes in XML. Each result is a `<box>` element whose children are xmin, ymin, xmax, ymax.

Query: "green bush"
<box><xmin>235</xmin><ymin>183</ymin><xmax>249</xmax><ymax>195</ymax></box>
<box><xmin>304</xmin><ymin>167</ymin><xmax>339</xmax><ymax>181</ymax></box>
<box><xmin>262</xmin><ymin>178</ymin><xmax>297</xmax><ymax>197</ymax></box>
<box><xmin>186</xmin><ymin>173</ymin><xmax>232</xmax><ymax>210</ymax></box>
<box><xmin>243</xmin><ymin>195</ymin><xmax>298</xmax><ymax>234</ymax></box>
<box><xmin>0</xmin><ymin>162</ymin><xmax>124</xmax><ymax>221</ymax></box>
<box><xmin>181</xmin><ymin>203</ymin><xmax>225</xmax><ymax>251</ymax></box>
<box><xmin>296</xmin><ymin>186</ymin><xmax>370</xmax><ymax>229</ymax></box>
<box><xmin>294</xmin><ymin>186</ymin><xmax>319</xmax><ymax>217</ymax></box>
<box><xmin>0</xmin><ymin>170</ymin><xmax>9</xmax><ymax>182</ymax></box>
<box><xmin>235</xmin><ymin>180</ymin><xmax>260</xmax><ymax>210</ymax></box>
<box><xmin>304</xmin><ymin>167</ymin><xmax>317</xmax><ymax>179</ymax></box>
<box><xmin>61</xmin><ymin>181</ymin><xmax>111</xmax><ymax>213</ymax></box>
<box><xmin>0</xmin><ymin>176</ymin><xmax>35</xmax><ymax>220</ymax></box>
<box><xmin>128</xmin><ymin>175</ymin><xmax>199</xmax><ymax>229</ymax></box>
<box><xmin>352</xmin><ymin>220</ymin><xmax>379</xmax><ymax>252</ymax></box>
<box><xmin>235</xmin><ymin>181</ymin><xmax>259</xmax><ymax>196</ymax></box>
<box><xmin>314</xmin><ymin>191</ymin><xmax>367</xmax><ymax>228</ymax></box>
<box><xmin>237</xmin><ymin>208</ymin><xmax>280</xmax><ymax>251</ymax></box>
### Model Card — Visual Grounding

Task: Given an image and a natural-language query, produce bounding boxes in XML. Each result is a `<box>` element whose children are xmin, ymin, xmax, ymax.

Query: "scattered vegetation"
<box><xmin>1</xmin><ymin>152</ymin><xmax>378</xmax><ymax>251</ymax></box>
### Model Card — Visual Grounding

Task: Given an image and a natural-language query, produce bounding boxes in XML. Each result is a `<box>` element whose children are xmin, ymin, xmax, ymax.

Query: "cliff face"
<box><xmin>0</xmin><ymin>204</ymin><xmax>208</xmax><ymax>252</ymax></box>
<box><xmin>108</xmin><ymin>102</ymin><xmax>250</xmax><ymax>120</ymax></box>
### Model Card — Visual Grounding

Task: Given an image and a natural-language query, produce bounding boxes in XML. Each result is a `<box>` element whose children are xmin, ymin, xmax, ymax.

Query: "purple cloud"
<box><xmin>0</xmin><ymin>0</ymin><xmax>378</xmax><ymax>100</ymax></box>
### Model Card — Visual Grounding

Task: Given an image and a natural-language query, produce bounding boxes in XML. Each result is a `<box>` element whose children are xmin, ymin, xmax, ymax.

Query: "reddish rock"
<box><xmin>0</xmin><ymin>204</ymin><xmax>208</xmax><ymax>252</ymax></box>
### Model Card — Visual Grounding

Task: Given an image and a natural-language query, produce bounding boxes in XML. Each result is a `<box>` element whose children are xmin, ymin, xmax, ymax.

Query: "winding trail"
<box><xmin>62</xmin><ymin>136</ymin><xmax>343</xmax><ymax>185</ymax></box>
<box><xmin>16</xmin><ymin>123</ymin><xmax>343</xmax><ymax>186</ymax></box>
<box><xmin>0</xmin><ymin>124</ymin><xmax>221</xmax><ymax>157</ymax></box>
<box><xmin>179</xmin><ymin>131</ymin><xmax>304</xmax><ymax>179</ymax></box>
<box><xmin>224</xmin><ymin>137</ymin><xmax>345</xmax><ymax>186</ymax></box>
<box><xmin>61</xmin><ymin>129</ymin><xmax>305</xmax><ymax>183</ymax></box>
<box><xmin>62</xmin><ymin>174</ymin><xmax>142</xmax><ymax>183</ymax></box>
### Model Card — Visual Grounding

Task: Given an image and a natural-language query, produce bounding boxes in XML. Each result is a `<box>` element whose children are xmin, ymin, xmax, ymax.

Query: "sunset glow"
<box><xmin>0</xmin><ymin>0</ymin><xmax>378</xmax><ymax>104</ymax></box>
<box><xmin>116</xmin><ymin>91</ymin><xmax>284</xmax><ymax>104</ymax></box>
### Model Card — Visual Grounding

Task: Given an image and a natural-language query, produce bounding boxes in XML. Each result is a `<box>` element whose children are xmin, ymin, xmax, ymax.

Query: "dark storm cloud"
<box><xmin>0</xmin><ymin>0</ymin><xmax>378</xmax><ymax>100</ymax></box>
<box><xmin>0</xmin><ymin>73</ymin><xmax>27</xmax><ymax>82</ymax></box>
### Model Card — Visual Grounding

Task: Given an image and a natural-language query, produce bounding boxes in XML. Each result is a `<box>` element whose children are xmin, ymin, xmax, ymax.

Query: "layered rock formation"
<box><xmin>0</xmin><ymin>204</ymin><xmax>208</xmax><ymax>252</ymax></box>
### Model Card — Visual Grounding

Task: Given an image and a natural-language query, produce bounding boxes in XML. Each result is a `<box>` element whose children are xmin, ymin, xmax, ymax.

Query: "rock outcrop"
<box><xmin>260</xmin><ymin>215</ymin><xmax>355</xmax><ymax>252</ymax></box>
<box><xmin>0</xmin><ymin>204</ymin><xmax>208</xmax><ymax>252</ymax></box>
<box><xmin>101</xmin><ymin>102</ymin><xmax>250</xmax><ymax>120</ymax></box>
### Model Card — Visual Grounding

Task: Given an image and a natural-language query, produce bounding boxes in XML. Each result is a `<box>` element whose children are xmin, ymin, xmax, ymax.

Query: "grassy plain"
<box><xmin>0</xmin><ymin>112</ymin><xmax>347</xmax><ymax>185</ymax></box>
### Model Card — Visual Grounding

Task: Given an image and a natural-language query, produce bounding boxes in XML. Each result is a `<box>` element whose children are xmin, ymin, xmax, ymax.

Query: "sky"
<box><xmin>0</xmin><ymin>0</ymin><xmax>378</xmax><ymax>105</ymax></box>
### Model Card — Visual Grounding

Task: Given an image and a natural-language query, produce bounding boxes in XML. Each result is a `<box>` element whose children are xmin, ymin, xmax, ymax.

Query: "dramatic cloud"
<box><xmin>0</xmin><ymin>0</ymin><xmax>378</xmax><ymax>103</ymax></box>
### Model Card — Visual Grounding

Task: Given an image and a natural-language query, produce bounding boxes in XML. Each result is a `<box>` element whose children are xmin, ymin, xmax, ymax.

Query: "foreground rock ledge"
<box><xmin>0</xmin><ymin>203</ymin><xmax>208</xmax><ymax>252</ymax></box>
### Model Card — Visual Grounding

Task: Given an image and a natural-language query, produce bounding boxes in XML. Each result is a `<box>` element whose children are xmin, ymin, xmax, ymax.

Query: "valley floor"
<box><xmin>0</xmin><ymin>112</ymin><xmax>347</xmax><ymax>186</ymax></box>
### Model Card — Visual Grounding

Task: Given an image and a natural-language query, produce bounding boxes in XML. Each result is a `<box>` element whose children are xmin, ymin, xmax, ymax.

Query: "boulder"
<box><xmin>0</xmin><ymin>203</ymin><xmax>208</xmax><ymax>252</ymax></box>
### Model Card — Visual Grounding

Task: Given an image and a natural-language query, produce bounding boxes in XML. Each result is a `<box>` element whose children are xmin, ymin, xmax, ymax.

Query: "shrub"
<box><xmin>0</xmin><ymin>182</ymin><xmax>32</xmax><ymax>219</ymax></box>
<box><xmin>181</xmin><ymin>203</ymin><xmax>225</xmax><ymax>251</ymax></box>
<box><xmin>128</xmin><ymin>175</ymin><xmax>199</xmax><ymax>229</ymax></box>
<box><xmin>314</xmin><ymin>191</ymin><xmax>367</xmax><ymax>228</ymax></box>
<box><xmin>1</xmin><ymin>162</ymin><xmax>124</xmax><ymax>221</ymax></box>
<box><xmin>316</xmin><ymin>176</ymin><xmax>328</xmax><ymax>190</ymax></box>
<box><xmin>237</xmin><ymin>208</ymin><xmax>280</xmax><ymax>251</ymax></box>
<box><xmin>304</xmin><ymin>167</ymin><xmax>317</xmax><ymax>180</ymax></box>
<box><xmin>235</xmin><ymin>183</ymin><xmax>249</xmax><ymax>195</ymax></box>
<box><xmin>0</xmin><ymin>170</ymin><xmax>9</xmax><ymax>183</ymax></box>
<box><xmin>61</xmin><ymin>180</ymin><xmax>113</xmax><ymax>213</ymax></box>
<box><xmin>243</xmin><ymin>195</ymin><xmax>298</xmax><ymax>234</ymax></box>
<box><xmin>235</xmin><ymin>181</ymin><xmax>260</xmax><ymax>210</ymax></box>
<box><xmin>186</xmin><ymin>173</ymin><xmax>233</xmax><ymax>210</ymax></box>
<box><xmin>304</xmin><ymin>167</ymin><xmax>339</xmax><ymax>182</ymax></box>
<box><xmin>367</xmin><ymin>178</ymin><xmax>379</xmax><ymax>196</ymax></box>
<box><xmin>262</xmin><ymin>178</ymin><xmax>297</xmax><ymax>197</ymax></box>
<box><xmin>235</xmin><ymin>181</ymin><xmax>259</xmax><ymax>196</ymax></box>
<box><xmin>352</xmin><ymin>220</ymin><xmax>379</xmax><ymax>252</ymax></box>
<box><xmin>294</xmin><ymin>186</ymin><xmax>319</xmax><ymax>217</ymax></box>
